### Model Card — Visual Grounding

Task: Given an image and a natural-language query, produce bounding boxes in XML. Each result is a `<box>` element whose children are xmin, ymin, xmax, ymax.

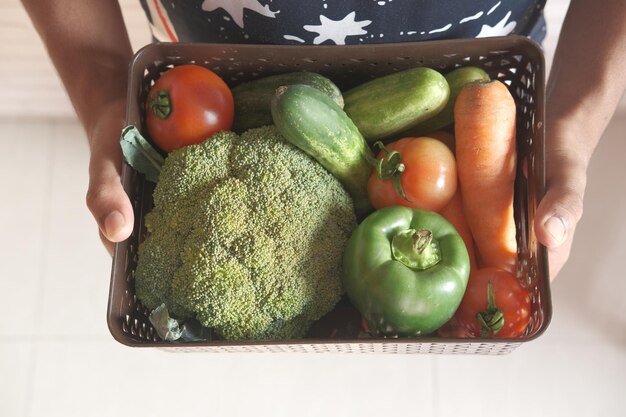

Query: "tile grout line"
<box><xmin>23</xmin><ymin>120</ymin><xmax>57</xmax><ymax>417</ymax></box>
<box><xmin>0</xmin><ymin>335</ymin><xmax>112</xmax><ymax>343</ymax></box>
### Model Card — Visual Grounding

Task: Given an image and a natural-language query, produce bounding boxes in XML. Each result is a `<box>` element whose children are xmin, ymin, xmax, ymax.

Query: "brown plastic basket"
<box><xmin>108</xmin><ymin>36</ymin><xmax>551</xmax><ymax>354</ymax></box>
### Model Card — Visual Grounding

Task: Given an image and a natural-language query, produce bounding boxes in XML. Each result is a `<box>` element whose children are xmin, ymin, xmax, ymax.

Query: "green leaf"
<box><xmin>180</xmin><ymin>319</ymin><xmax>213</xmax><ymax>342</ymax></box>
<box><xmin>120</xmin><ymin>125</ymin><xmax>164</xmax><ymax>183</ymax></box>
<box><xmin>148</xmin><ymin>304</ymin><xmax>212</xmax><ymax>342</ymax></box>
<box><xmin>149</xmin><ymin>304</ymin><xmax>183</xmax><ymax>341</ymax></box>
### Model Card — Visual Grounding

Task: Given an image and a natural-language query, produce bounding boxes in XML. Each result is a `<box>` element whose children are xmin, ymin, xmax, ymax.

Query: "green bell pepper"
<box><xmin>343</xmin><ymin>206</ymin><xmax>470</xmax><ymax>337</ymax></box>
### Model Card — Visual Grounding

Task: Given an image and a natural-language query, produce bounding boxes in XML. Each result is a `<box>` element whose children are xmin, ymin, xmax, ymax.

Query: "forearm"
<box><xmin>21</xmin><ymin>0</ymin><xmax>137</xmax><ymax>250</ymax></box>
<box><xmin>21</xmin><ymin>0</ymin><xmax>133</xmax><ymax>140</ymax></box>
<box><xmin>547</xmin><ymin>0</ymin><xmax>626</xmax><ymax>161</ymax></box>
<box><xmin>534</xmin><ymin>0</ymin><xmax>626</xmax><ymax>278</ymax></box>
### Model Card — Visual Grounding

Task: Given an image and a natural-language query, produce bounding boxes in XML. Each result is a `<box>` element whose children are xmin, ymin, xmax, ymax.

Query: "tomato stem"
<box><xmin>151</xmin><ymin>90</ymin><xmax>172</xmax><ymax>119</ymax></box>
<box><xmin>366</xmin><ymin>141</ymin><xmax>410</xmax><ymax>202</ymax></box>
<box><xmin>476</xmin><ymin>280</ymin><xmax>504</xmax><ymax>336</ymax></box>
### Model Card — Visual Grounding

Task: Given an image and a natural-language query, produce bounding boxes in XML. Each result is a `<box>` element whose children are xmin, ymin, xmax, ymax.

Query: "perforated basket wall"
<box><xmin>108</xmin><ymin>37</ymin><xmax>550</xmax><ymax>354</ymax></box>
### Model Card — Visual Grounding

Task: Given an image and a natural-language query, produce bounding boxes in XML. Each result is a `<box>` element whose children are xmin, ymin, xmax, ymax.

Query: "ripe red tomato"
<box><xmin>426</xmin><ymin>130</ymin><xmax>456</xmax><ymax>154</ymax></box>
<box><xmin>367</xmin><ymin>136</ymin><xmax>457</xmax><ymax>212</ymax></box>
<box><xmin>146</xmin><ymin>64</ymin><xmax>234</xmax><ymax>152</ymax></box>
<box><xmin>436</xmin><ymin>316</ymin><xmax>472</xmax><ymax>338</ymax></box>
<box><xmin>454</xmin><ymin>267</ymin><xmax>531</xmax><ymax>338</ymax></box>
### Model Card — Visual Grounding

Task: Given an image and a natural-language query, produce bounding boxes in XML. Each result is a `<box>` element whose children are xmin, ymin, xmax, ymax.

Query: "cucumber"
<box><xmin>400</xmin><ymin>66</ymin><xmax>490</xmax><ymax>137</ymax></box>
<box><xmin>271</xmin><ymin>84</ymin><xmax>373</xmax><ymax>217</ymax></box>
<box><xmin>232</xmin><ymin>71</ymin><xmax>344</xmax><ymax>133</ymax></box>
<box><xmin>343</xmin><ymin>67</ymin><xmax>450</xmax><ymax>142</ymax></box>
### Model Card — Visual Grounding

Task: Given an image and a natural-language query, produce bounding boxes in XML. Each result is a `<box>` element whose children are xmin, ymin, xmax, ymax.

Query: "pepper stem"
<box><xmin>391</xmin><ymin>229</ymin><xmax>441</xmax><ymax>270</ymax></box>
<box><xmin>476</xmin><ymin>280</ymin><xmax>505</xmax><ymax>336</ymax></box>
<box><xmin>365</xmin><ymin>141</ymin><xmax>410</xmax><ymax>201</ymax></box>
<box><xmin>150</xmin><ymin>90</ymin><xmax>172</xmax><ymax>119</ymax></box>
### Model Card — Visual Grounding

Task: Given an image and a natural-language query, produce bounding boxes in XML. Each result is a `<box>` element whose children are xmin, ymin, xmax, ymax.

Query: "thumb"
<box><xmin>86</xmin><ymin>123</ymin><xmax>134</xmax><ymax>255</ymax></box>
<box><xmin>534</xmin><ymin>149</ymin><xmax>587</xmax><ymax>279</ymax></box>
<box><xmin>86</xmin><ymin>167</ymin><xmax>134</xmax><ymax>244</ymax></box>
<box><xmin>534</xmin><ymin>149</ymin><xmax>586</xmax><ymax>248</ymax></box>
<box><xmin>534</xmin><ymin>187</ymin><xmax>582</xmax><ymax>249</ymax></box>
<box><xmin>86</xmin><ymin>157</ymin><xmax>134</xmax><ymax>254</ymax></box>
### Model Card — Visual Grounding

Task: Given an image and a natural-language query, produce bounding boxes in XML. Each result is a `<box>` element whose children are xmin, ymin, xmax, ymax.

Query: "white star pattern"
<box><xmin>459</xmin><ymin>11</ymin><xmax>484</xmax><ymax>24</ymax></box>
<box><xmin>476</xmin><ymin>10</ymin><xmax>516</xmax><ymax>37</ymax></box>
<box><xmin>201</xmin><ymin>0</ymin><xmax>279</xmax><ymax>29</ymax></box>
<box><xmin>303</xmin><ymin>12</ymin><xmax>372</xmax><ymax>45</ymax></box>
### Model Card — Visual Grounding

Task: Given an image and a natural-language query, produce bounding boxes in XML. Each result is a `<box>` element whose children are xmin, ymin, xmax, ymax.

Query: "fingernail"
<box><xmin>104</xmin><ymin>211</ymin><xmax>126</xmax><ymax>240</ymax></box>
<box><xmin>544</xmin><ymin>215</ymin><xmax>566</xmax><ymax>245</ymax></box>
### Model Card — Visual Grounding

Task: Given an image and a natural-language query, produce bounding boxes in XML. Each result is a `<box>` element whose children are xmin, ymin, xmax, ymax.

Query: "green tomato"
<box><xmin>343</xmin><ymin>206</ymin><xmax>470</xmax><ymax>337</ymax></box>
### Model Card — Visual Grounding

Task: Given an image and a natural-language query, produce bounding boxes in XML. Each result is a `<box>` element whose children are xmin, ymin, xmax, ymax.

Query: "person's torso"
<box><xmin>139</xmin><ymin>0</ymin><xmax>546</xmax><ymax>45</ymax></box>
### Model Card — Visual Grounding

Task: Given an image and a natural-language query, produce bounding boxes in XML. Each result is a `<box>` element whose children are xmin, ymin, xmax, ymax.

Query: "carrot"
<box><xmin>454</xmin><ymin>80</ymin><xmax>517</xmax><ymax>272</ymax></box>
<box><xmin>439</xmin><ymin>188</ymin><xmax>478</xmax><ymax>272</ymax></box>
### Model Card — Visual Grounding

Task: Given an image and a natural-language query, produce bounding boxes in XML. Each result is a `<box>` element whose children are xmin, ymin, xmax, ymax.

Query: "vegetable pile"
<box><xmin>122</xmin><ymin>61</ymin><xmax>532</xmax><ymax>342</ymax></box>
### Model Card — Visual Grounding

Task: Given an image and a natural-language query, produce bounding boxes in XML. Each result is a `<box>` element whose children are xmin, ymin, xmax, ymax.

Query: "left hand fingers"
<box><xmin>534</xmin><ymin>146</ymin><xmax>587</xmax><ymax>280</ymax></box>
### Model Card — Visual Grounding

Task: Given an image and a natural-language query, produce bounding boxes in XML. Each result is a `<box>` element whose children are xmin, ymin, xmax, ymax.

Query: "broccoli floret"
<box><xmin>134</xmin><ymin>126</ymin><xmax>356</xmax><ymax>341</ymax></box>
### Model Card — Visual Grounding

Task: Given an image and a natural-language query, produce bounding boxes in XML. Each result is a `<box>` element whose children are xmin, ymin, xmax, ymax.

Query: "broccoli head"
<box><xmin>134</xmin><ymin>126</ymin><xmax>356</xmax><ymax>341</ymax></box>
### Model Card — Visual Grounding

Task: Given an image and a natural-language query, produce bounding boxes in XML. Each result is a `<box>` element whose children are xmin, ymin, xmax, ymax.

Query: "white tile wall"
<box><xmin>0</xmin><ymin>0</ymin><xmax>151</xmax><ymax>118</ymax></box>
<box><xmin>1</xmin><ymin>1</ymin><xmax>625</xmax><ymax>416</ymax></box>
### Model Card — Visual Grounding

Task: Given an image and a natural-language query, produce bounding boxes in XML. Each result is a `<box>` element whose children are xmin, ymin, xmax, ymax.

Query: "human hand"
<box><xmin>85</xmin><ymin>98</ymin><xmax>134</xmax><ymax>256</ymax></box>
<box><xmin>533</xmin><ymin>121</ymin><xmax>588</xmax><ymax>280</ymax></box>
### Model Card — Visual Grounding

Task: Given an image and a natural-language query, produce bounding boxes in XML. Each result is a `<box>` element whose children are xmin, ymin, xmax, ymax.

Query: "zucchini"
<box><xmin>401</xmin><ymin>66</ymin><xmax>490</xmax><ymax>137</ymax></box>
<box><xmin>232</xmin><ymin>71</ymin><xmax>344</xmax><ymax>133</ymax></box>
<box><xmin>343</xmin><ymin>67</ymin><xmax>449</xmax><ymax>142</ymax></box>
<box><xmin>271</xmin><ymin>84</ymin><xmax>373</xmax><ymax>217</ymax></box>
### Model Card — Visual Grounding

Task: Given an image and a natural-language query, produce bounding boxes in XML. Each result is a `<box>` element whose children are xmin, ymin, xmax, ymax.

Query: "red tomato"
<box><xmin>367</xmin><ymin>137</ymin><xmax>457</xmax><ymax>212</ymax></box>
<box><xmin>436</xmin><ymin>316</ymin><xmax>472</xmax><ymax>338</ymax></box>
<box><xmin>454</xmin><ymin>267</ymin><xmax>531</xmax><ymax>338</ymax></box>
<box><xmin>426</xmin><ymin>130</ymin><xmax>456</xmax><ymax>154</ymax></box>
<box><xmin>146</xmin><ymin>64</ymin><xmax>234</xmax><ymax>152</ymax></box>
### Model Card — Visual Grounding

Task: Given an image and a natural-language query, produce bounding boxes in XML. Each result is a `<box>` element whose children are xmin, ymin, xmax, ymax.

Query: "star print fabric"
<box><xmin>139</xmin><ymin>0</ymin><xmax>546</xmax><ymax>45</ymax></box>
